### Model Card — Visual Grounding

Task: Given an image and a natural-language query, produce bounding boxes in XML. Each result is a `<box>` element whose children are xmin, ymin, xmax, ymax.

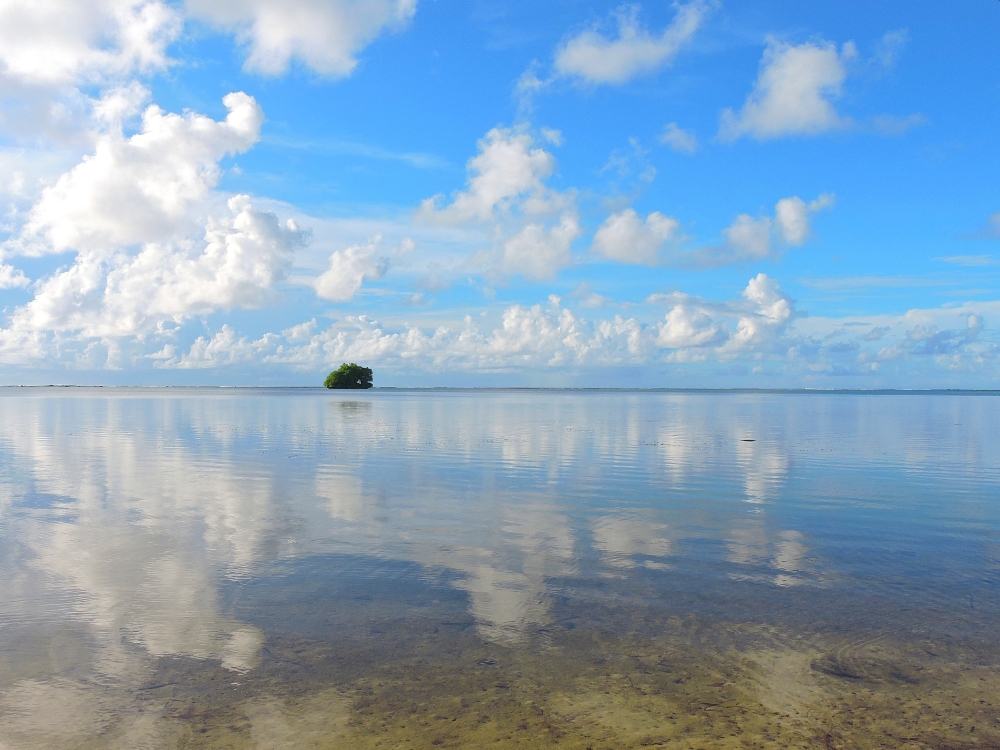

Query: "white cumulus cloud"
<box><xmin>0</xmin><ymin>261</ymin><xmax>29</xmax><ymax>289</ymax></box>
<box><xmin>591</xmin><ymin>209</ymin><xmax>680</xmax><ymax>266</ymax></box>
<box><xmin>774</xmin><ymin>193</ymin><xmax>834</xmax><ymax>245</ymax></box>
<box><xmin>554</xmin><ymin>0</ymin><xmax>714</xmax><ymax>85</ymax></box>
<box><xmin>501</xmin><ymin>214</ymin><xmax>581</xmax><ymax>281</ymax></box>
<box><xmin>167</xmin><ymin>325</ymin><xmax>261</xmax><ymax>369</ymax></box>
<box><xmin>694</xmin><ymin>193</ymin><xmax>834</xmax><ymax>267</ymax></box>
<box><xmin>419</xmin><ymin>127</ymin><xmax>559</xmax><ymax>225</ymax></box>
<box><xmin>712</xmin><ymin>274</ymin><xmax>795</xmax><ymax>359</ymax></box>
<box><xmin>166</xmin><ymin>274</ymin><xmax>800</xmax><ymax>373</ymax></box>
<box><xmin>186</xmin><ymin>0</ymin><xmax>417</xmax><ymax>77</ymax></box>
<box><xmin>655</xmin><ymin>304</ymin><xmax>721</xmax><ymax>348</ymax></box>
<box><xmin>720</xmin><ymin>37</ymin><xmax>856</xmax><ymax>141</ymax></box>
<box><xmin>6</xmin><ymin>195</ymin><xmax>304</xmax><ymax>339</ymax></box>
<box><xmin>649</xmin><ymin>274</ymin><xmax>794</xmax><ymax>357</ymax></box>
<box><xmin>14</xmin><ymin>92</ymin><xmax>263</xmax><ymax>256</ymax></box>
<box><xmin>313</xmin><ymin>236</ymin><xmax>388</xmax><ymax>302</ymax></box>
<box><xmin>419</xmin><ymin>125</ymin><xmax>578</xmax><ymax>280</ymax></box>
<box><xmin>593</xmin><ymin>194</ymin><xmax>834</xmax><ymax>269</ymax></box>
<box><xmin>0</xmin><ymin>0</ymin><xmax>181</xmax><ymax>86</ymax></box>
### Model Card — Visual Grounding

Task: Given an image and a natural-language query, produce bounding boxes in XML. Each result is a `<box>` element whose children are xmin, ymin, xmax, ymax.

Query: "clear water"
<box><xmin>0</xmin><ymin>388</ymin><xmax>998</xmax><ymax>749</ymax></box>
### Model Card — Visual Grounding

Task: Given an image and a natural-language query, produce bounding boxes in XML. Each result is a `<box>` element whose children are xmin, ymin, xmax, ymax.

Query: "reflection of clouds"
<box><xmin>316</xmin><ymin>467</ymin><xmax>368</xmax><ymax>523</ymax></box>
<box><xmin>0</xmin><ymin>480</ymin><xmax>15</xmax><ymax>516</ymax></box>
<box><xmin>658</xmin><ymin>429</ymin><xmax>695</xmax><ymax>486</ymax></box>
<box><xmin>726</xmin><ymin>518</ymin><xmax>769</xmax><ymax>565</ymax></box>
<box><xmin>0</xmin><ymin>388</ymin><xmax>996</xmax><ymax>733</ymax></box>
<box><xmin>655</xmin><ymin>399</ymin><xmax>717</xmax><ymax>486</ymax></box>
<box><xmin>0</xmin><ymin>679</ymin><xmax>110</xmax><ymax>741</ymax></box>
<box><xmin>0</xmin><ymin>405</ymin><xmax>290</xmax><ymax>577</ymax></box>
<box><xmin>454</xmin><ymin>561</ymin><xmax>549</xmax><ymax>644</ymax></box>
<box><xmin>336</xmin><ymin>400</ymin><xmax>373</xmax><ymax>414</ymax></box>
<box><xmin>442</xmin><ymin>504</ymin><xmax>576</xmax><ymax>643</ymax></box>
<box><xmin>34</xmin><ymin>520</ymin><xmax>263</xmax><ymax>675</ymax></box>
<box><xmin>0</xmin><ymin>674</ymin><xmax>184</xmax><ymax>748</ymax></box>
<box><xmin>727</xmin><ymin>520</ymin><xmax>810</xmax><ymax>587</ymax></box>
<box><xmin>0</xmin><ymin>399</ymin><xmax>296</xmax><ymax>680</ymax></box>
<box><xmin>773</xmin><ymin>530</ymin><xmax>806</xmax><ymax>572</ymax></box>
<box><xmin>592</xmin><ymin>515</ymin><xmax>672</xmax><ymax>569</ymax></box>
<box><xmin>222</xmin><ymin>627</ymin><xmax>266</xmax><ymax>673</ymax></box>
<box><xmin>736</xmin><ymin>439</ymin><xmax>788</xmax><ymax>504</ymax></box>
<box><xmin>316</xmin><ymin>469</ymin><xmax>578</xmax><ymax>643</ymax></box>
<box><xmin>773</xmin><ymin>530</ymin><xmax>807</xmax><ymax>587</ymax></box>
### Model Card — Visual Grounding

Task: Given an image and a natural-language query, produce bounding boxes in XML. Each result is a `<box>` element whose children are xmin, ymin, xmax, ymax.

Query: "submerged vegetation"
<box><xmin>324</xmin><ymin>363</ymin><xmax>373</xmax><ymax>389</ymax></box>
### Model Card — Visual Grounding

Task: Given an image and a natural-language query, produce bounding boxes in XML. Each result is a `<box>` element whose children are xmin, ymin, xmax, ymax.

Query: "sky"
<box><xmin>0</xmin><ymin>0</ymin><xmax>997</xmax><ymax>387</ymax></box>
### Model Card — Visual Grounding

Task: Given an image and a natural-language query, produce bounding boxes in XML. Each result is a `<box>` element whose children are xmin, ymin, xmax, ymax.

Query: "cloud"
<box><xmin>91</xmin><ymin>80</ymin><xmax>151</xmax><ymax>127</ymax></box>
<box><xmin>655</xmin><ymin>304</ymin><xmax>721</xmax><ymax>348</ymax></box>
<box><xmin>540</xmin><ymin>128</ymin><xmax>563</xmax><ymax>146</ymax></box>
<box><xmin>720</xmin><ymin>37</ymin><xmax>856</xmax><ymax>141</ymax></box>
<box><xmin>501</xmin><ymin>214</ymin><xmax>581</xmax><ymax>281</ymax></box>
<box><xmin>937</xmin><ymin>255</ymin><xmax>997</xmax><ymax>267</ymax></box>
<box><xmin>252</xmin><ymin>300</ymin><xmax>647</xmax><ymax>370</ymax></box>
<box><xmin>553</xmin><ymin>0</ymin><xmax>714</xmax><ymax>85</ymax></box>
<box><xmin>716</xmin><ymin>273</ymin><xmax>794</xmax><ymax>357</ymax></box>
<box><xmin>721</xmin><ymin>213</ymin><xmax>771</xmax><ymax>259</ymax></box>
<box><xmin>514</xmin><ymin>63</ymin><xmax>547</xmax><ymax>112</ymax></box>
<box><xmin>0</xmin><ymin>0</ymin><xmax>181</xmax><ymax>86</ymax></box>
<box><xmin>263</xmin><ymin>134</ymin><xmax>446</xmax><ymax>169</ymax></box>
<box><xmin>568</xmin><ymin>282</ymin><xmax>610</xmax><ymax>309</ymax></box>
<box><xmin>179</xmin><ymin>274</ymin><xmax>797</xmax><ymax>372</ymax></box>
<box><xmin>4</xmin><ymin>195</ymin><xmax>304</xmax><ymax>339</ymax></box>
<box><xmin>282</xmin><ymin>318</ymin><xmax>317</xmax><ymax>341</ymax></box>
<box><xmin>168</xmin><ymin>325</ymin><xmax>263</xmax><ymax>369</ymax></box>
<box><xmin>872</xmin><ymin>28</ymin><xmax>908</xmax><ymax>70</ymax></box>
<box><xmin>590</xmin><ymin>194</ymin><xmax>832</xmax><ymax>270</ymax></box>
<box><xmin>0</xmin><ymin>261</ymin><xmax>29</xmax><ymax>289</ymax></box>
<box><xmin>591</xmin><ymin>209</ymin><xmax>680</xmax><ymax>265</ymax></box>
<box><xmin>418</xmin><ymin>127</ymin><xmax>559</xmax><ymax>225</ymax></box>
<box><xmin>984</xmin><ymin>212</ymin><xmax>1000</xmax><ymax>240</ymax></box>
<box><xmin>592</xmin><ymin>515</ymin><xmax>672</xmax><ymax>568</ymax></box>
<box><xmin>680</xmin><ymin>193</ymin><xmax>834</xmax><ymax>267</ymax></box>
<box><xmin>649</xmin><ymin>274</ymin><xmax>794</xmax><ymax>357</ymax></box>
<box><xmin>875</xmin><ymin>315</ymin><xmax>983</xmax><ymax>361</ymax></box>
<box><xmin>185</xmin><ymin>0</ymin><xmax>417</xmax><ymax>77</ymax></box>
<box><xmin>0</xmin><ymin>1</ymin><xmax>181</xmax><ymax>145</ymax></box>
<box><xmin>659</xmin><ymin>122</ymin><xmax>697</xmax><ymax>153</ymax></box>
<box><xmin>418</xmin><ymin>125</ymin><xmax>578</xmax><ymax>280</ymax></box>
<box><xmin>871</xmin><ymin>113</ymin><xmax>928</xmax><ymax>136</ymax></box>
<box><xmin>13</xmin><ymin>93</ymin><xmax>263</xmax><ymax>256</ymax></box>
<box><xmin>799</xmin><ymin>274</ymin><xmax>941</xmax><ymax>291</ymax></box>
<box><xmin>773</xmin><ymin>193</ymin><xmax>834</xmax><ymax>245</ymax></box>
<box><xmin>312</xmin><ymin>236</ymin><xmax>389</xmax><ymax>302</ymax></box>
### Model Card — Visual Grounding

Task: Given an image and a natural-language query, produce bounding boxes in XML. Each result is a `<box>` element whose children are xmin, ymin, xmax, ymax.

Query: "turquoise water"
<box><xmin>0</xmin><ymin>388</ymin><xmax>998</xmax><ymax>748</ymax></box>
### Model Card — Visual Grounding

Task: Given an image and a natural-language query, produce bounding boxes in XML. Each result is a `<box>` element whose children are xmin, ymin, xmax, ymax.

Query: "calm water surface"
<box><xmin>0</xmin><ymin>388</ymin><xmax>998</xmax><ymax>748</ymax></box>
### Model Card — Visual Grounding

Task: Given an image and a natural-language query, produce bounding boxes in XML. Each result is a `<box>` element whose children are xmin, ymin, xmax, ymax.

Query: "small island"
<box><xmin>324</xmin><ymin>363</ymin><xmax>373</xmax><ymax>389</ymax></box>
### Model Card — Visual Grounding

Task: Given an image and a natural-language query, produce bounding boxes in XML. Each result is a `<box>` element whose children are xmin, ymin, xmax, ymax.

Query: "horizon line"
<box><xmin>2</xmin><ymin>385</ymin><xmax>999</xmax><ymax>395</ymax></box>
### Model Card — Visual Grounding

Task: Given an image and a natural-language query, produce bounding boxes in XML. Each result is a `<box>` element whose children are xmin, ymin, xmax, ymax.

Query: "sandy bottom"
<box><xmin>2</xmin><ymin>605</ymin><xmax>999</xmax><ymax>750</ymax></box>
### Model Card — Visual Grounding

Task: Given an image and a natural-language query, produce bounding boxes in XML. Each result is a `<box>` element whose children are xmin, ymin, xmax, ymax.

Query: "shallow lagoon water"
<box><xmin>0</xmin><ymin>388</ymin><xmax>999</xmax><ymax>748</ymax></box>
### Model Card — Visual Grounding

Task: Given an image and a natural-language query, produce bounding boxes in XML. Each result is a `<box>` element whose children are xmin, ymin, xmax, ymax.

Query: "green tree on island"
<box><xmin>324</xmin><ymin>363</ymin><xmax>373</xmax><ymax>389</ymax></box>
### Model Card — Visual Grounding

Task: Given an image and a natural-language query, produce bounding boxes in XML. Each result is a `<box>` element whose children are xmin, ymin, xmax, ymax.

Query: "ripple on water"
<box><xmin>0</xmin><ymin>389</ymin><xmax>998</xmax><ymax>748</ymax></box>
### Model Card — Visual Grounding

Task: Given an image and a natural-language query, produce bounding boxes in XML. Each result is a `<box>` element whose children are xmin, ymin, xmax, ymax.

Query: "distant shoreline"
<box><xmin>1</xmin><ymin>385</ymin><xmax>999</xmax><ymax>396</ymax></box>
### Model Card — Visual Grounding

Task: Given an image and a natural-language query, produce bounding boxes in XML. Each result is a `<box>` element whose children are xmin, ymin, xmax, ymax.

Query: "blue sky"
<box><xmin>0</xmin><ymin>0</ymin><xmax>997</xmax><ymax>386</ymax></box>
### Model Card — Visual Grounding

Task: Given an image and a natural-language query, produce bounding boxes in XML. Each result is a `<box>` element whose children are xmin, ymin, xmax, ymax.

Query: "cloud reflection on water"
<box><xmin>0</xmin><ymin>391</ymin><xmax>996</xmax><ymax>687</ymax></box>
